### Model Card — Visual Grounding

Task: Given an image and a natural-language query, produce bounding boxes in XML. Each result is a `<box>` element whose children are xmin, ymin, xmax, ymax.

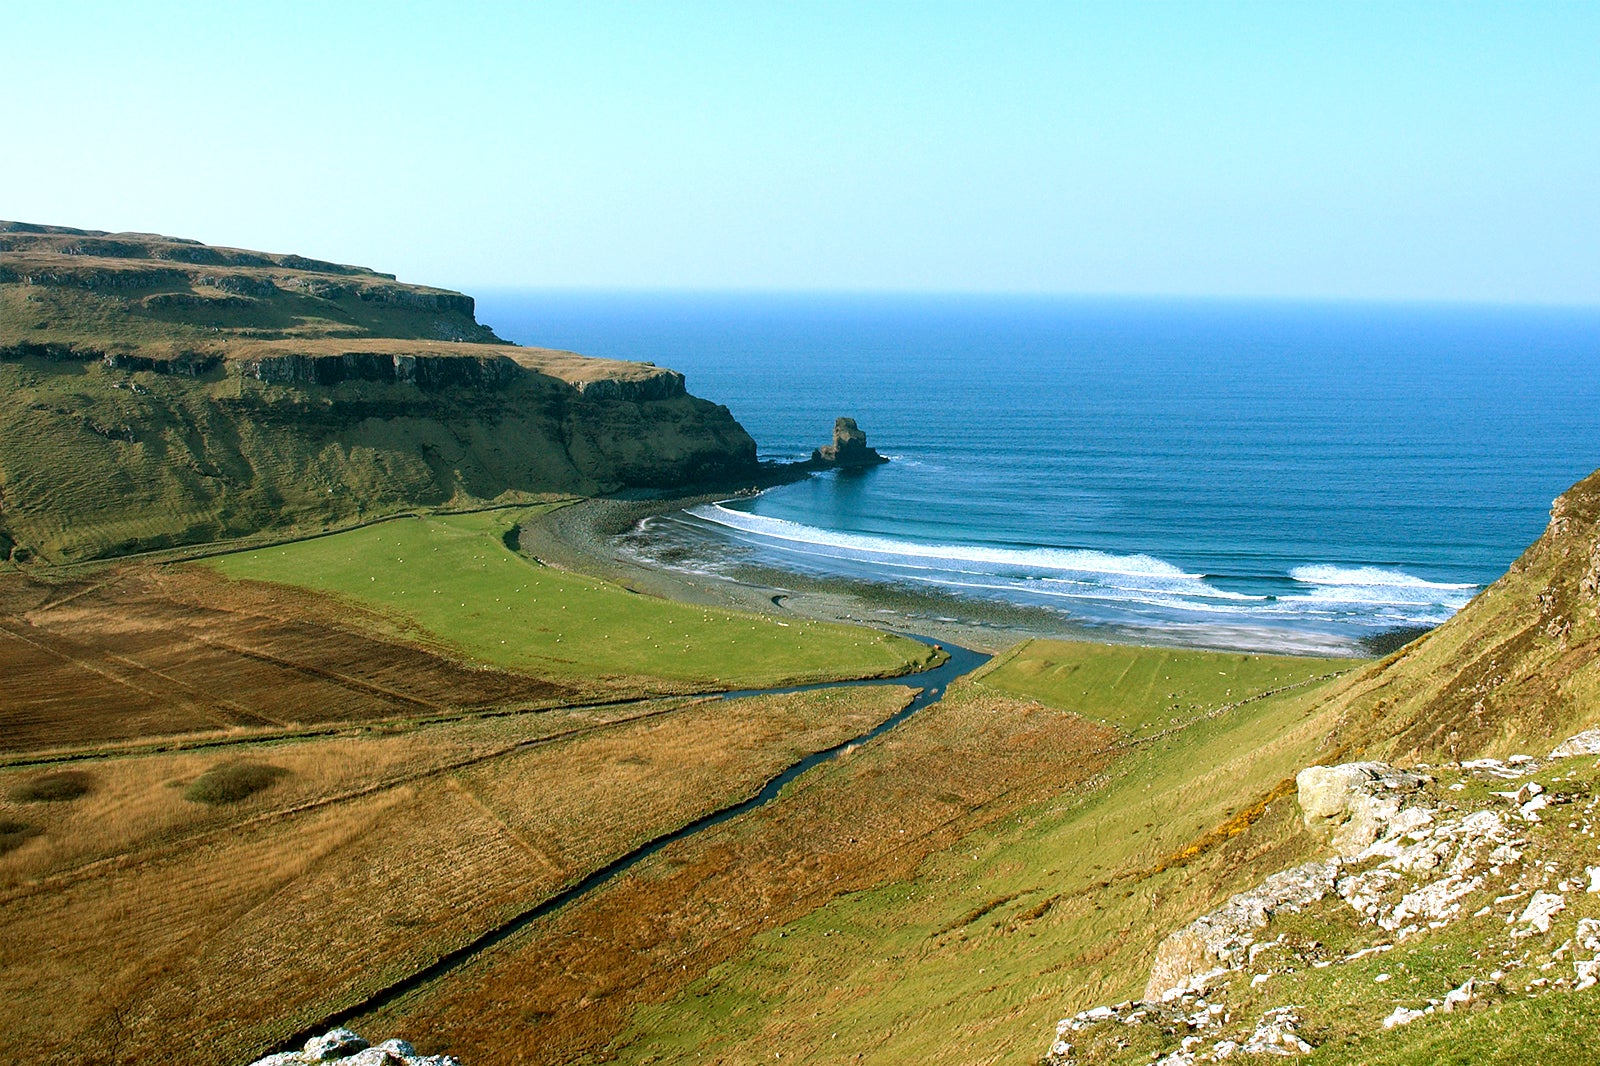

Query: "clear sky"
<box><xmin>6</xmin><ymin>1</ymin><xmax>1597</xmax><ymax>302</ymax></box>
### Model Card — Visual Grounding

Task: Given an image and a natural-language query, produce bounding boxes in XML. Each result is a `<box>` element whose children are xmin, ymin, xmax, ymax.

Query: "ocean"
<box><xmin>477</xmin><ymin>292</ymin><xmax>1600</xmax><ymax>654</ymax></box>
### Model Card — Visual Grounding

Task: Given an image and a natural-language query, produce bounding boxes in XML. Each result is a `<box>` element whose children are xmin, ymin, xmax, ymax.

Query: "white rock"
<box><xmin>1144</xmin><ymin>861</ymin><xmax>1338</xmax><ymax>1001</ymax></box>
<box><xmin>1382</xmin><ymin>1006</ymin><xmax>1427</xmax><ymax>1028</ymax></box>
<box><xmin>1297</xmin><ymin>763</ymin><xmax>1431</xmax><ymax>855</ymax></box>
<box><xmin>1550</xmin><ymin>730</ymin><xmax>1600</xmax><ymax>759</ymax></box>
<box><xmin>1516</xmin><ymin>891</ymin><xmax>1566</xmax><ymax>935</ymax></box>
<box><xmin>305</xmin><ymin>1029</ymin><xmax>369</xmax><ymax>1061</ymax></box>
<box><xmin>1440</xmin><ymin>978</ymin><xmax>1476</xmax><ymax>1012</ymax></box>
<box><xmin>247</xmin><ymin>1031</ymin><xmax>453</xmax><ymax>1066</ymax></box>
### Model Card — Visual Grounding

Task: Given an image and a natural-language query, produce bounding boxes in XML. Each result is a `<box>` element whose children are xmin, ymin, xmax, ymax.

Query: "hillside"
<box><xmin>570</xmin><ymin>471</ymin><xmax>1600</xmax><ymax>1066</ymax></box>
<box><xmin>1034</xmin><ymin>470</ymin><xmax>1600</xmax><ymax>1064</ymax></box>
<box><xmin>0</xmin><ymin>222</ymin><xmax>757</xmax><ymax>562</ymax></box>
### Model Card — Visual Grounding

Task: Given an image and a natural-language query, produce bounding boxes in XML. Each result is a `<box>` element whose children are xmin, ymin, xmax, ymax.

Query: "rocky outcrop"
<box><xmin>1143</xmin><ymin>860</ymin><xmax>1340</xmax><ymax>1003</ymax></box>
<box><xmin>239</xmin><ymin>352</ymin><xmax>522</xmax><ymax>390</ymax></box>
<box><xmin>1295</xmin><ymin>762</ymin><xmax>1432</xmax><ymax>854</ymax></box>
<box><xmin>573</xmin><ymin>368</ymin><xmax>687</xmax><ymax>402</ymax></box>
<box><xmin>1047</xmin><ymin>734</ymin><xmax>1600</xmax><ymax>1065</ymax></box>
<box><xmin>807</xmin><ymin>417</ymin><xmax>888</xmax><ymax>468</ymax></box>
<box><xmin>248</xmin><ymin>1028</ymin><xmax>457</xmax><ymax>1066</ymax></box>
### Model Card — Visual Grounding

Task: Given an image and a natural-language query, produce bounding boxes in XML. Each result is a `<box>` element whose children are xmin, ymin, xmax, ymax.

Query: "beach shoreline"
<box><xmin>512</xmin><ymin>488</ymin><xmax>1391</xmax><ymax>658</ymax></box>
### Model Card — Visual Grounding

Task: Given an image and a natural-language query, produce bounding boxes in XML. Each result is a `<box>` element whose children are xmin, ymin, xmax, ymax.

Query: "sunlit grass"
<box><xmin>207</xmin><ymin>509</ymin><xmax>937</xmax><ymax>688</ymax></box>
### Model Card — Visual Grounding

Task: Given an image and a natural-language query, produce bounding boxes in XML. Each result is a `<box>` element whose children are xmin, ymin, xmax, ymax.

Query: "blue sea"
<box><xmin>478</xmin><ymin>292</ymin><xmax>1600</xmax><ymax>654</ymax></box>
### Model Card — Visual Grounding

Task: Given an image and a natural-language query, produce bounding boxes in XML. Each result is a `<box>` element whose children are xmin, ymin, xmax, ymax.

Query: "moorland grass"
<box><xmin>206</xmin><ymin>510</ymin><xmax>936</xmax><ymax>688</ymax></box>
<box><xmin>605</xmin><ymin>641</ymin><xmax>1359</xmax><ymax>1065</ymax></box>
<box><xmin>10</xmin><ymin>770</ymin><xmax>95</xmax><ymax>802</ymax></box>
<box><xmin>978</xmin><ymin>638</ymin><xmax>1359</xmax><ymax>732</ymax></box>
<box><xmin>183</xmin><ymin>761</ymin><xmax>289</xmax><ymax>805</ymax></box>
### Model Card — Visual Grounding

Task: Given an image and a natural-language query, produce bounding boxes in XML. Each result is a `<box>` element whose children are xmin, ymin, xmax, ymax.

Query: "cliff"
<box><xmin>0</xmin><ymin>223</ymin><xmax>757</xmax><ymax>562</ymax></box>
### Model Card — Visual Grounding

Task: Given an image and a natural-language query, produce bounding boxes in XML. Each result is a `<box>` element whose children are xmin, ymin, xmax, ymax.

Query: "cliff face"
<box><xmin>0</xmin><ymin>223</ymin><xmax>758</xmax><ymax>562</ymax></box>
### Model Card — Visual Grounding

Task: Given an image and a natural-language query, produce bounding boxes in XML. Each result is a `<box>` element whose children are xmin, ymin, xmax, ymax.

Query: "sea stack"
<box><xmin>809</xmin><ymin>417</ymin><xmax>889</xmax><ymax>468</ymax></box>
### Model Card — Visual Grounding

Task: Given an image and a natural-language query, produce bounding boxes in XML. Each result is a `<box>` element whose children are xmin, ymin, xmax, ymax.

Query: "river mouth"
<box><xmin>269</xmin><ymin>635</ymin><xmax>990</xmax><ymax>1057</ymax></box>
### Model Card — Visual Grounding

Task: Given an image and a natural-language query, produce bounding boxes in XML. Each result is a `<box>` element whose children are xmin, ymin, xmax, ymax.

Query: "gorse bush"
<box><xmin>11</xmin><ymin>770</ymin><xmax>96</xmax><ymax>803</ymax></box>
<box><xmin>183</xmin><ymin>762</ymin><xmax>289</xmax><ymax>805</ymax></box>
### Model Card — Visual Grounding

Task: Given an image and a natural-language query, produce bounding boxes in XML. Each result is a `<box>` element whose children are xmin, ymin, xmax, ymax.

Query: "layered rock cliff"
<box><xmin>0</xmin><ymin>223</ymin><xmax>758</xmax><ymax>562</ymax></box>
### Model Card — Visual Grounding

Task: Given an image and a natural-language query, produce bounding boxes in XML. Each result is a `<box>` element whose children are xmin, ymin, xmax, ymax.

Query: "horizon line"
<box><xmin>461</xmin><ymin>285</ymin><xmax>1600</xmax><ymax>312</ymax></box>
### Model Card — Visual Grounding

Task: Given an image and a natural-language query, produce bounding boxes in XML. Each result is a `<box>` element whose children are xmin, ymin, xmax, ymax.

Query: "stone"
<box><xmin>304</xmin><ymin>1029</ymin><xmax>368</xmax><ymax>1060</ymax></box>
<box><xmin>808</xmin><ymin>417</ymin><xmax>888</xmax><ymax>468</ymax></box>
<box><xmin>1144</xmin><ymin>860</ymin><xmax>1338</xmax><ymax>1002</ymax></box>
<box><xmin>1296</xmin><ymin>762</ymin><xmax>1432</xmax><ymax>854</ymax></box>
<box><xmin>1515</xmin><ymin>891</ymin><xmax>1566</xmax><ymax>935</ymax></box>
<box><xmin>246</xmin><ymin>1029</ymin><xmax>459</xmax><ymax>1066</ymax></box>
<box><xmin>1550</xmin><ymin>730</ymin><xmax>1600</xmax><ymax>759</ymax></box>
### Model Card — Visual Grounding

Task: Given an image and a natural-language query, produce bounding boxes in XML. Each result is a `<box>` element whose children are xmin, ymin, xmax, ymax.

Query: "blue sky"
<box><xmin>6</xmin><ymin>1</ymin><xmax>1597</xmax><ymax>302</ymax></box>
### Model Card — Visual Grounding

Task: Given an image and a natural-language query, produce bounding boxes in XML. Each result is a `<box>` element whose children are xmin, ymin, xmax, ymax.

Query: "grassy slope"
<box><xmin>604</xmin><ymin>640</ymin><xmax>1360</xmax><ymax>1064</ymax></box>
<box><xmin>602</xmin><ymin>471</ymin><xmax>1600</xmax><ymax>1066</ymax></box>
<box><xmin>0</xmin><ymin>225</ymin><xmax>756</xmax><ymax>562</ymax></box>
<box><xmin>1304</xmin><ymin>467</ymin><xmax>1600</xmax><ymax>766</ymax></box>
<box><xmin>206</xmin><ymin>508</ymin><xmax>938</xmax><ymax>688</ymax></box>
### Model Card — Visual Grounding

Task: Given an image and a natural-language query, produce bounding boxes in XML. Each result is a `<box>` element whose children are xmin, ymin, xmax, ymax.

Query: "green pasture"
<box><xmin>979</xmin><ymin>638</ymin><xmax>1360</xmax><ymax>732</ymax></box>
<box><xmin>606</xmin><ymin>640</ymin><xmax>1359</xmax><ymax>1064</ymax></box>
<box><xmin>206</xmin><ymin>509</ymin><xmax>937</xmax><ymax>688</ymax></box>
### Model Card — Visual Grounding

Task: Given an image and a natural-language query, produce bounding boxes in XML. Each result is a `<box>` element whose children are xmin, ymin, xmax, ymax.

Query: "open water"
<box><xmin>479</xmin><ymin>292</ymin><xmax>1600</xmax><ymax>653</ymax></box>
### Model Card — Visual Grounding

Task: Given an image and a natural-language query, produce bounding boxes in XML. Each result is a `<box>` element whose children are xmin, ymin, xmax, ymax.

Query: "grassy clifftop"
<box><xmin>0</xmin><ymin>222</ymin><xmax>757</xmax><ymax>562</ymax></box>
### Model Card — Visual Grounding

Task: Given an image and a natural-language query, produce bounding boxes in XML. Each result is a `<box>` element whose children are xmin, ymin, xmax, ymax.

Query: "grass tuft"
<box><xmin>183</xmin><ymin>761</ymin><xmax>289</xmax><ymax>805</ymax></box>
<box><xmin>10</xmin><ymin>770</ymin><xmax>96</xmax><ymax>803</ymax></box>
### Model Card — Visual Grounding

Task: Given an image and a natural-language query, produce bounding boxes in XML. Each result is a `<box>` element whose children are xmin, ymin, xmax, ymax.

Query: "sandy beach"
<box><xmin>512</xmin><ymin>490</ymin><xmax>1105</xmax><ymax>654</ymax></box>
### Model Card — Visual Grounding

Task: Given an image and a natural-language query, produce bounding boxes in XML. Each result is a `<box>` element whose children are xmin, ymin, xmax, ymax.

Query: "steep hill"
<box><xmin>1036</xmin><ymin>470</ymin><xmax>1600</xmax><ymax>1064</ymax></box>
<box><xmin>0</xmin><ymin>223</ymin><xmax>757</xmax><ymax>562</ymax></box>
<box><xmin>1309</xmin><ymin>466</ymin><xmax>1600</xmax><ymax>766</ymax></box>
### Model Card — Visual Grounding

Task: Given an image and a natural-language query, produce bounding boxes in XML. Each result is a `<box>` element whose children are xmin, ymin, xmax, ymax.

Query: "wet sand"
<box><xmin>513</xmin><ymin>489</ymin><xmax>1395</xmax><ymax>658</ymax></box>
<box><xmin>512</xmin><ymin>492</ymin><xmax>1107</xmax><ymax>654</ymax></box>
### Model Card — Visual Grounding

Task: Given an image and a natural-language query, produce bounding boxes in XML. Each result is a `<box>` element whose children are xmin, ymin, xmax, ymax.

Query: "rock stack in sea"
<box><xmin>808</xmin><ymin>416</ymin><xmax>888</xmax><ymax>468</ymax></box>
<box><xmin>248</xmin><ymin>1028</ymin><xmax>459</xmax><ymax>1066</ymax></box>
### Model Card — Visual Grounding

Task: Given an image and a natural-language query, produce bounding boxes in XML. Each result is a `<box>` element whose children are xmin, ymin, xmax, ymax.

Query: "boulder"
<box><xmin>247</xmin><ymin>1028</ymin><xmax>459</xmax><ymax>1066</ymax></box>
<box><xmin>1296</xmin><ymin>762</ymin><xmax>1432</xmax><ymax>855</ymax></box>
<box><xmin>1143</xmin><ymin>859</ymin><xmax>1339</xmax><ymax>1002</ymax></box>
<box><xmin>1550</xmin><ymin>729</ymin><xmax>1600</xmax><ymax>759</ymax></box>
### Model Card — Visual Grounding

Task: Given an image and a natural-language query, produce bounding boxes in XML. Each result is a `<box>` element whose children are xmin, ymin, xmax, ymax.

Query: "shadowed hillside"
<box><xmin>0</xmin><ymin>223</ymin><xmax>757</xmax><ymax>562</ymax></box>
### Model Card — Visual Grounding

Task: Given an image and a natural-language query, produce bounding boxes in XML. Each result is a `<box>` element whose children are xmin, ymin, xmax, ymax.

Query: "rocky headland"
<box><xmin>0</xmin><ymin>222</ymin><xmax>759</xmax><ymax>561</ymax></box>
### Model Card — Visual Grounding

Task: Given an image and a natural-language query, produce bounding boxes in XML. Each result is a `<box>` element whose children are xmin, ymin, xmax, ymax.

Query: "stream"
<box><xmin>271</xmin><ymin>635</ymin><xmax>991</xmax><ymax>1054</ymax></box>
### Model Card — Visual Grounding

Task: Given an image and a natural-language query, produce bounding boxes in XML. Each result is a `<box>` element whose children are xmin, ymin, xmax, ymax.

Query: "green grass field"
<box><xmin>604</xmin><ymin>640</ymin><xmax>1362</xmax><ymax>1064</ymax></box>
<box><xmin>207</xmin><ymin>509</ymin><xmax>938</xmax><ymax>689</ymax></box>
<box><xmin>980</xmin><ymin>638</ymin><xmax>1358</xmax><ymax>731</ymax></box>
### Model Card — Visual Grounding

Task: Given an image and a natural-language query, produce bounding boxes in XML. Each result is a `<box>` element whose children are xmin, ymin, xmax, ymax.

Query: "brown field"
<box><xmin>0</xmin><ymin>682</ymin><xmax>915</xmax><ymax>1064</ymax></box>
<box><xmin>352</xmin><ymin>684</ymin><xmax>1119</xmax><ymax>1066</ymax></box>
<box><xmin>0</xmin><ymin>565</ymin><xmax>588</xmax><ymax>756</ymax></box>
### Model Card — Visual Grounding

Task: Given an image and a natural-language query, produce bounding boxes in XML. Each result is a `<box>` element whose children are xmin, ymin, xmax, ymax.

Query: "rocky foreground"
<box><xmin>250</xmin><ymin>1028</ymin><xmax>458</xmax><ymax>1066</ymax></box>
<box><xmin>1046</xmin><ymin>730</ymin><xmax>1600</xmax><ymax>1064</ymax></box>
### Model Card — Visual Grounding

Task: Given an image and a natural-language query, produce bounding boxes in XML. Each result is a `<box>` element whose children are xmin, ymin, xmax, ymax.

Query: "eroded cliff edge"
<box><xmin>0</xmin><ymin>222</ymin><xmax>758</xmax><ymax>561</ymax></box>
